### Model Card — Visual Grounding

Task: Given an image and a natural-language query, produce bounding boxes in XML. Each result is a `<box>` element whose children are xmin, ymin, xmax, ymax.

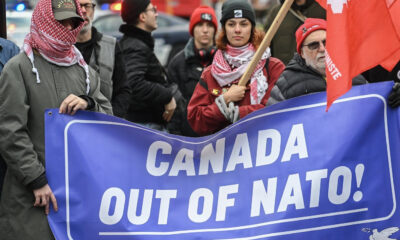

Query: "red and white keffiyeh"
<box><xmin>22</xmin><ymin>0</ymin><xmax>91</xmax><ymax>94</ymax></box>
<box><xmin>211</xmin><ymin>44</ymin><xmax>271</xmax><ymax>104</ymax></box>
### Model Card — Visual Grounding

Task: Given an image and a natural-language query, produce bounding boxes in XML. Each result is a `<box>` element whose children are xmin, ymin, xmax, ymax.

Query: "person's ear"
<box><xmin>139</xmin><ymin>12</ymin><xmax>146</xmax><ymax>23</ymax></box>
<box><xmin>300</xmin><ymin>48</ymin><xmax>305</xmax><ymax>58</ymax></box>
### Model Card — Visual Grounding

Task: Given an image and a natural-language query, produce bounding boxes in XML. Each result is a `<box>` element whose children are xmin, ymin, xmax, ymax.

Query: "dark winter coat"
<box><xmin>0</xmin><ymin>52</ymin><xmax>112</xmax><ymax>240</ymax></box>
<box><xmin>167</xmin><ymin>38</ymin><xmax>215</xmax><ymax>136</ymax></box>
<box><xmin>276</xmin><ymin>53</ymin><xmax>367</xmax><ymax>99</ymax></box>
<box><xmin>119</xmin><ymin>24</ymin><xmax>173</xmax><ymax>124</ymax></box>
<box><xmin>264</xmin><ymin>0</ymin><xmax>325</xmax><ymax>65</ymax></box>
<box><xmin>362</xmin><ymin>61</ymin><xmax>400</xmax><ymax>83</ymax></box>
<box><xmin>0</xmin><ymin>38</ymin><xmax>20</xmax><ymax>198</ymax></box>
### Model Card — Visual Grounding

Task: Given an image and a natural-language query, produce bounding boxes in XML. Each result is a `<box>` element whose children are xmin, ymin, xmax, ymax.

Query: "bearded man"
<box><xmin>275</xmin><ymin>18</ymin><xmax>366</xmax><ymax>100</ymax></box>
<box><xmin>0</xmin><ymin>0</ymin><xmax>111</xmax><ymax>238</ymax></box>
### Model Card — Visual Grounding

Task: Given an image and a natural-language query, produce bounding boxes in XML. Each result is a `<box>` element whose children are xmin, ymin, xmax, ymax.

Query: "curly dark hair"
<box><xmin>216</xmin><ymin>26</ymin><xmax>265</xmax><ymax>51</ymax></box>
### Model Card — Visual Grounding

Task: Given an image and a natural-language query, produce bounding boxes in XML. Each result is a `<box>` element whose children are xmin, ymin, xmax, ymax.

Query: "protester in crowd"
<box><xmin>187</xmin><ymin>0</ymin><xmax>285</xmax><ymax>136</ymax></box>
<box><xmin>0</xmin><ymin>0</ymin><xmax>112</xmax><ymax>238</ymax></box>
<box><xmin>274</xmin><ymin>18</ymin><xmax>366</xmax><ymax>100</ymax></box>
<box><xmin>0</xmin><ymin>38</ymin><xmax>20</xmax><ymax>199</ymax></box>
<box><xmin>363</xmin><ymin>62</ymin><xmax>400</xmax><ymax>107</ymax></box>
<box><xmin>0</xmin><ymin>38</ymin><xmax>19</xmax><ymax>72</ymax></box>
<box><xmin>276</xmin><ymin>18</ymin><xmax>367</xmax><ymax>99</ymax></box>
<box><xmin>264</xmin><ymin>0</ymin><xmax>325</xmax><ymax>65</ymax></box>
<box><xmin>363</xmin><ymin>62</ymin><xmax>400</xmax><ymax>84</ymax></box>
<box><xmin>119</xmin><ymin>0</ymin><xmax>176</xmax><ymax>131</ymax></box>
<box><xmin>75</xmin><ymin>0</ymin><xmax>131</xmax><ymax>118</ymax></box>
<box><xmin>167</xmin><ymin>6</ymin><xmax>218</xmax><ymax>136</ymax></box>
<box><xmin>251</xmin><ymin>0</ymin><xmax>279</xmax><ymax>26</ymax></box>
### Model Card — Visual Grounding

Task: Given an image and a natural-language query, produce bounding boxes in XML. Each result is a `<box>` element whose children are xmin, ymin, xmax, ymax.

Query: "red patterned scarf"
<box><xmin>22</xmin><ymin>0</ymin><xmax>91</xmax><ymax>94</ymax></box>
<box><xmin>211</xmin><ymin>44</ymin><xmax>271</xmax><ymax>104</ymax></box>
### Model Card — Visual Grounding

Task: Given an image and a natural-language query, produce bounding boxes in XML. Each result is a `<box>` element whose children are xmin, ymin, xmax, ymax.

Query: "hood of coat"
<box><xmin>119</xmin><ymin>24</ymin><xmax>155</xmax><ymax>49</ymax></box>
<box><xmin>183</xmin><ymin>37</ymin><xmax>216</xmax><ymax>65</ymax></box>
<box><xmin>184</xmin><ymin>38</ymin><xmax>197</xmax><ymax>60</ymax></box>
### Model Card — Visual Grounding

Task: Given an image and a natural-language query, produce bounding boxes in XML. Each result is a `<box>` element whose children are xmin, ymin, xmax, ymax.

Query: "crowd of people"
<box><xmin>0</xmin><ymin>0</ymin><xmax>400</xmax><ymax>238</ymax></box>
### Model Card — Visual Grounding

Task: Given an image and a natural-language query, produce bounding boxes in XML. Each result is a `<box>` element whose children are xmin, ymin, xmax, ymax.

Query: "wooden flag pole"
<box><xmin>238</xmin><ymin>0</ymin><xmax>294</xmax><ymax>86</ymax></box>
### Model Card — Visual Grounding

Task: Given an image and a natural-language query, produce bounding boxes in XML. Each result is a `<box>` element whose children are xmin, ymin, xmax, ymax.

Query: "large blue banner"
<box><xmin>46</xmin><ymin>82</ymin><xmax>400</xmax><ymax>240</ymax></box>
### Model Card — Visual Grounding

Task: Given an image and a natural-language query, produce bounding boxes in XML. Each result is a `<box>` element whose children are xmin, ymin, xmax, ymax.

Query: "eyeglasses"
<box><xmin>303</xmin><ymin>39</ymin><xmax>326</xmax><ymax>50</ymax></box>
<box><xmin>145</xmin><ymin>6</ymin><xmax>157</xmax><ymax>14</ymax></box>
<box><xmin>80</xmin><ymin>3</ymin><xmax>96</xmax><ymax>10</ymax></box>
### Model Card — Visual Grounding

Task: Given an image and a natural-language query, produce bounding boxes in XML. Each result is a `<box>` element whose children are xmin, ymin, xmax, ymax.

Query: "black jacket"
<box><xmin>167</xmin><ymin>39</ymin><xmax>215</xmax><ymax>136</ymax></box>
<box><xmin>119</xmin><ymin>24</ymin><xmax>173</xmax><ymax>124</ymax></box>
<box><xmin>168</xmin><ymin>38</ymin><xmax>215</xmax><ymax>101</ymax></box>
<box><xmin>362</xmin><ymin>61</ymin><xmax>400</xmax><ymax>83</ymax></box>
<box><xmin>276</xmin><ymin>53</ymin><xmax>367</xmax><ymax>99</ymax></box>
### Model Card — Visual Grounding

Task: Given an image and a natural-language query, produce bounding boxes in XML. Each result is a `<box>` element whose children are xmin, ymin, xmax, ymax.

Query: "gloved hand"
<box><xmin>388</xmin><ymin>82</ymin><xmax>400</xmax><ymax>107</ymax></box>
<box><xmin>227</xmin><ymin>102</ymin><xmax>240</xmax><ymax>123</ymax></box>
<box><xmin>215</xmin><ymin>95</ymin><xmax>240</xmax><ymax>123</ymax></box>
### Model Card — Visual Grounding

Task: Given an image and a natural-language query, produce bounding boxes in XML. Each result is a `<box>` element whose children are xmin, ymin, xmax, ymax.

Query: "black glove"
<box><xmin>79</xmin><ymin>95</ymin><xmax>95</xmax><ymax>110</ymax></box>
<box><xmin>388</xmin><ymin>82</ymin><xmax>400</xmax><ymax>107</ymax></box>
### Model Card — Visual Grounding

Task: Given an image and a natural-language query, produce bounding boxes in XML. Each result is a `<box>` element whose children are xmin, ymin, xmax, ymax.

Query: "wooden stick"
<box><xmin>238</xmin><ymin>0</ymin><xmax>294</xmax><ymax>86</ymax></box>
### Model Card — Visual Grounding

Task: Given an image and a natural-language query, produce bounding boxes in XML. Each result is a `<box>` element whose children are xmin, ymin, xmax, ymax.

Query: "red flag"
<box><xmin>316</xmin><ymin>0</ymin><xmax>400</xmax><ymax>110</ymax></box>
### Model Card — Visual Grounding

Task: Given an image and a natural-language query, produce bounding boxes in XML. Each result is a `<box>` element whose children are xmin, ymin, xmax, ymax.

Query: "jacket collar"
<box><xmin>286</xmin><ymin>53</ymin><xmax>323</xmax><ymax>76</ymax></box>
<box><xmin>184</xmin><ymin>38</ymin><xmax>196</xmax><ymax>60</ymax></box>
<box><xmin>77</xmin><ymin>27</ymin><xmax>101</xmax><ymax>46</ymax></box>
<box><xmin>119</xmin><ymin>24</ymin><xmax>155</xmax><ymax>49</ymax></box>
<box><xmin>92</xmin><ymin>27</ymin><xmax>102</xmax><ymax>42</ymax></box>
<box><xmin>184</xmin><ymin>38</ymin><xmax>216</xmax><ymax>66</ymax></box>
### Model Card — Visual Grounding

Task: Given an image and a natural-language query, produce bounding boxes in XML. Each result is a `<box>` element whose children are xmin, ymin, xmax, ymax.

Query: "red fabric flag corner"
<box><xmin>316</xmin><ymin>0</ymin><xmax>400</xmax><ymax>110</ymax></box>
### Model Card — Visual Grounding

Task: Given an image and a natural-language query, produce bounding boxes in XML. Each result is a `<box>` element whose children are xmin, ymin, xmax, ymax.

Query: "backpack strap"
<box><xmin>198</xmin><ymin>78</ymin><xmax>208</xmax><ymax>90</ymax></box>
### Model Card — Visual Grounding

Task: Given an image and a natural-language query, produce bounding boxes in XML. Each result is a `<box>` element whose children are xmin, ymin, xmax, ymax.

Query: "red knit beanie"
<box><xmin>189</xmin><ymin>6</ymin><xmax>218</xmax><ymax>36</ymax></box>
<box><xmin>295</xmin><ymin>18</ymin><xmax>327</xmax><ymax>54</ymax></box>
